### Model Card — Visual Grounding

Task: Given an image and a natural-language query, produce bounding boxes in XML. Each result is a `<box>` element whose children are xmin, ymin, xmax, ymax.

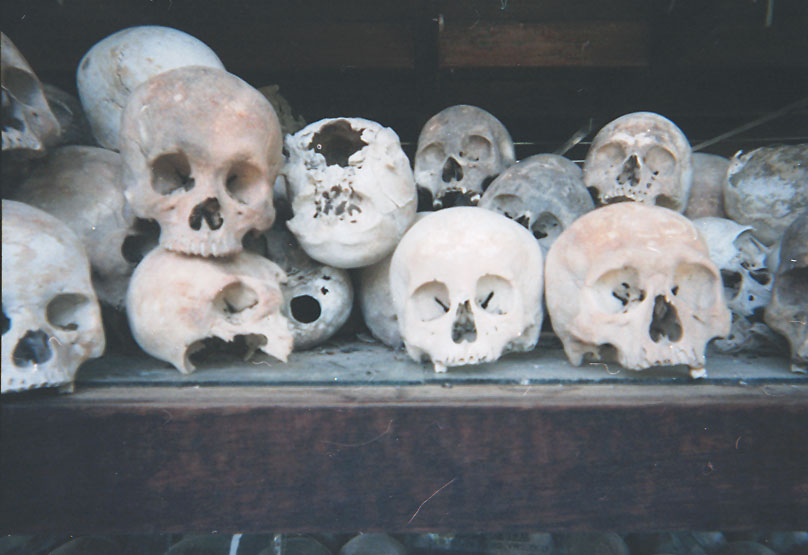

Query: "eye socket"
<box><xmin>412</xmin><ymin>280</ymin><xmax>450</xmax><ymax>322</ymax></box>
<box><xmin>226</xmin><ymin>161</ymin><xmax>263</xmax><ymax>205</ymax></box>
<box><xmin>460</xmin><ymin>135</ymin><xmax>492</xmax><ymax>162</ymax></box>
<box><xmin>46</xmin><ymin>293</ymin><xmax>90</xmax><ymax>331</ymax></box>
<box><xmin>485</xmin><ymin>193</ymin><xmax>524</xmax><ymax>220</ymax></box>
<box><xmin>151</xmin><ymin>153</ymin><xmax>193</xmax><ymax>195</ymax></box>
<box><xmin>531</xmin><ymin>212</ymin><xmax>562</xmax><ymax>242</ymax></box>
<box><xmin>593</xmin><ymin>267</ymin><xmax>645</xmax><ymax>313</ymax></box>
<box><xmin>475</xmin><ymin>274</ymin><xmax>513</xmax><ymax>315</ymax></box>
<box><xmin>418</xmin><ymin>143</ymin><xmax>445</xmax><ymax>167</ymax></box>
<box><xmin>673</xmin><ymin>263</ymin><xmax>720</xmax><ymax>312</ymax></box>
<box><xmin>594</xmin><ymin>142</ymin><xmax>626</xmax><ymax>167</ymax></box>
<box><xmin>214</xmin><ymin>282</ymin><xmax>259</xmax><ymax>321</ymax></box>
<box><xmin>644</xmin><ymin>146</ymin><xmax>676</xmax><ymax>175</ymax></box>
<box><xmin>3</xmin><ymin>67</ymin><xmax>42</xmax><ymax>106</ymax></box>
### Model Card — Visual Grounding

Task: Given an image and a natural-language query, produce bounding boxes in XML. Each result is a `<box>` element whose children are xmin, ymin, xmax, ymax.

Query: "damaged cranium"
<box><xmin>390</xmin><ymin>207</ymin><xmax>544</xmax><ymax>372</ymax></box>
<box><xmin>284</xmin><ymin>117</ymin><xmax>417</xmax><ymax>269</ymax></box>
<box><xmin>245</xmin><ymin>227</ymin><xmax>353</xmax><ymax>350</ymax></box>
<box><xmin>584</xmin><ymin>112</ymin><xmax>693</xmax><ymax>212</ymax></box>
<box><xmin>478</xmin><ymin>153</ymin><xmax>594</xmax><ymax>253</ymax></box>
<box><xmin>13</xmin><ymin>146</ymin><xmax>159</xmax><ymax>309</ymax></box>
<box><xmin>724</xmin><ymin>144</ymin><xmax>808</xmax><ymax>246</ymax></box>
<box><xmin>2</xmin><ymin>200</ymin><xmax>105</xmax><ymax>393</ymax></box>
<box><xmin>414</xmin><ymin>105</ymin><xmax>515</xmax><ymax>209</ymax></box>
<box><xmin>545</xmin><ymin>203</ymin><xmax>730</xmax><ymax>377</ymax></box>
<box><xmin>77</xmin><ymin>25</ymin><xmax>224</xmax><ymax>150</ymax></box>
<box><xmin>126</xmin><ymin>247</ymin><xmax>293</xmax><ymax>373</ymax></box>
<box><xmin>764</xmin><ymin>209</ymin><xmax>808</xmax><ymax>373</ymax></box>
<box><xmin>1</xmin><ymin>32</ymin><xmax>60</xmax><ymax>157</ymax></box>
<box><xmin>120</xmin><ymin>65</ymin><xmax>283</xmax><ymax>257</ymax></box>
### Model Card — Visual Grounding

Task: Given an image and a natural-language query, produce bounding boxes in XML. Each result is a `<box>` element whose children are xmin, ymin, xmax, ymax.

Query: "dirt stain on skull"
<box><xmin>309</xmin><ymin>120</ymin><xmax>367</xmax><ymax>167</ymax></box>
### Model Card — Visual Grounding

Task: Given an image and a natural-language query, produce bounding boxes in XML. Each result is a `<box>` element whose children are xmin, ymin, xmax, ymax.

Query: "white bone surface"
<box><xmin>390</xmin><ymin>206</ymin><xmax>544</xmax><ymax>372</ymax></box>
<box><xmin>126</xmin><ymin>247</ymin><xmax>292</xmax><ymax>374</ymax></box>
<box><xmin>2</xmin><ymin>200</ymin><xmax>105</xmax><ymax>393</ymax></box>
<box><xmin>284</xmin><ymin>117</ymin><xmax>417</xmax><ymax>268</ymax></box>
<box><xmin>545</xmin><ymin>203</ymin><xmax>730</xmax><ymax>374</ymax></box>
<box><xmin>77</xmin><ymin>25</ymin><xmax>224</xmax><ymax>149</ymax></box>
<box><xmin>120</xmin><ymin>66</ymin><xmax>282</xmax><ymax>257</ymax></box>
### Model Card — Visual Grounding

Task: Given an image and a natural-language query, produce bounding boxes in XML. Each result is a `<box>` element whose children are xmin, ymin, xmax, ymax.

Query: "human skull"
<box><xmin>764</xmin><ymin>209</ymin><xmax>808</xmax><ymax>372</ymax></box>
<box><xmin>120</xmin><ymin>65</ymin><xmax>283</xmax><ymax>257</ymax></box>
<box><xmin>478</xmin><ymin>153</ymin><xmax>594</xmax><ymax>253</ymax></box>
<box><xmin>545</xmin><ymin>203</ymin><xmax>730</xmax><ymax>376</ymax></box>
<box><xmin>77</xmin><ymin>25</ymin><xmax>224</xmax><ymax>150</ymax></box>
<box><xmin>724</xmin><ymin>144</ymin><xmax>808</xmax><ymax>246</ymax></box>
<box><xmin>390</xmin><ymin>207</ymin><xmax>544</xmax><ymax>372</ymax></box>
<box><xmin>245</xmin><ymin>227</ymin><xmax>353</xmax><ymax>350</ymax></box>
<box><xmin>684</xmin><ymin>152</ymin><xmax>729</xmax><ymax>219</ymax></box>
<box><xmin>1</xmin><ymin>32</ymin><xmax>60</xmax><ymax>156</ymax></box>
<box><xmin>414</xmin><ymin>105</ymin><xmax>515</xmax><ymax>208</ymax></box>
<box><xmin>13</xmin><ymin>146</ymin><xmax>159</xmax><ymax>309</ymax></box>
<box><xmin>2</xmin><ymin>200</ymin><xmax>105</xmax><ymax>393</ymax></box>
<box><xmin>126</xmin><ymin>247</ymin><xmax>292</xmax><ymax>373</ymax></box>
<box><xmin>691</xmin><ymin>217</ymin><xmax>772</xmax><ymax>318</ymax></box>
<box><xmin>42</xmin><ymin>83</ymin><xmax>96</xmax><ymax>148</ymax></box>
<box><xmin>284</xmin><ymin>117</ymin><xmax>417</xmax><ymax>268</ymax></box>
<box><xmin>584</xmin><ymin>112</ymin><xmax>693</xmax><ymax>212</ymax></box>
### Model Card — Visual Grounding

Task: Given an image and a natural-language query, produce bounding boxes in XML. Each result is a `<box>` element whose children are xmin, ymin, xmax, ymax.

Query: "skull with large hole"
<box><xmin>584</xmin><ymin>112</ymin><xmax>693</xmax><ymax>212</ymax></box>
<box><xmin>764</xmin><ymin>209</ymin><xmax>808</xmax><ymax>372</ymax></box>
<box><xmin>545</xmin><ymin>203</ymin><xmax>730</xmax><ymax>376</ymax></box>
<box><xmin>414</xmin><ymin>105</ymin><xmax>515</xmax><ymax>209</ymax></box>
<box><xmin>2</xmin><ymin>200</ymin><xmax>105</xmax><ymax>393</ymax></box>
<box><xmin>126</xmin><ymin>247</ymin><xmax>292</xmax><ymax>373</ymax></box>
<box><xmin>390</xmin><ymin>207</ymin><xmax>544</xmax><ymax>372</ymax></box>
<box><xmin>284</xmin><ymin>117</ymin><xmax>417</xmax><ymax>268</ymax></box>
<box><xmin>120</xmin><ymin>66</ymin><xmax>282</xmax><ymax>257</ymax></box>
<box><xmin>478</xmin><ymin>153</ymin><xmax>594</xmax><ymax>253</ymax></box>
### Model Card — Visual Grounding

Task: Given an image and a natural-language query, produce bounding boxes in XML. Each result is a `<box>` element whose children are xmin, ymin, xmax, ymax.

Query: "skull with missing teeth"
<box><xmin>390</xmin><ymin>207</ymin><xmax>544</xmax><ymax>372</ymax></box>
<box><xmin>545</xmin><ymin>203</ymin><xmax>730</xmax><ymax>377</ymax></box>
<box><xmin>584</xmin><ymin>112</ymin><xmax>693</xmax><ymax>212</ymax></box>
<box><xmin>120</xmin><ymin>66</ymin><xmax>283</xmax><ymax>257</ymax></box>
<box><xmin>414</xmin><ymin>105</ymin><xmax>515</xmax><ymax>208</ymax></box>
<box><xmin>284</xmin><ymin>117</ymin><xmax>417</xmax><ymax>269</ymax></box>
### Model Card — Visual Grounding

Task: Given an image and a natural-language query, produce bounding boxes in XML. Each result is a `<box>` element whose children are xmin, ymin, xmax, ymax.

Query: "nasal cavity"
<box><xmin>189</xmin><ymin>198</ymin><xmax>224</xmax><ymax>231</ymax></box>
<box><xmin>617</xmin><ymin>154</ymin><xmax>641</xmax><ymax>186</ymax></box>
<box><xmin>649</xmin><ymin>295</ymin><xmax>682</xmax><ymax>343</ymax></box>
<box><xmin>13</xmin><ymin>329</ymin><xmax>53</xmax><ymax>366</ymax></box>
<box><xmin>451</xmin><ymin>300</ymin><xmax>477</xmax><ymax>344</ymax></box>
<box><xmin>442</xmin><ymin>157</ymin><xmax>463</xmax><ymax>183</ymax></box>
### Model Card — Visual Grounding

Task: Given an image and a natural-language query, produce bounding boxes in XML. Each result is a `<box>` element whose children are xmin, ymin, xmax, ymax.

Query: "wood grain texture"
<box><xmin>2</xmin><ymin>384</ymin><xmax>806</xmax><ymax>534</ymax></box>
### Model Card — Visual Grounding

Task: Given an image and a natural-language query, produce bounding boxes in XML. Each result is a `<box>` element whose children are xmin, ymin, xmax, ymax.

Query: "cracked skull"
<box><xmin>284</xmin><ymin>117</ymin><xmax>417</xmax><ymax>269</ymax></box>
<box><xmin>545</xmin><ymin>203</ymin><xmax>730</xmax><ymax>376</ymax></box>
<box><xmin>120</xmin><ymin>66</ymin><xmax>283</xmax><ymax>257</ymax></box>
<box><xmin>77</xmin><ymin>25</ymin><xmax>224</xmax><ymax>149</ymax></box>
<box><xmin>414</xmin><ymin>105</ymin><xmax>515</xmax><ymax>208</ymax></box>
<box><xmin>2</xmin><ymin>200</ymin><xmax>105</xmax><ymax>393</ymax></box>
<box><xmin>584</xmin><ymin>112</ymin><xmax>693</xmax><ymax>212</ymax></box>
<box><xmin>390</xmin><ymin>207</ymin><xmax>544</xmax><ymax>372</ymax></box>
<box><xmin>126</xmin><ymin>247</ymin><xmax>293</xmax><ymax>373</ymax></box>
<box><xmin>478</xmin><ymin>153</ymin><xmax>594</xmax><ymax>253</ymax></box>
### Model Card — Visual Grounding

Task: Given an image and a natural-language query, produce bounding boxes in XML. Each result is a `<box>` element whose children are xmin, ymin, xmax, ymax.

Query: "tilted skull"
<box><xmin>545</xmin><ymin>203</ymin><xmax>730</xmax><ymax>376</ymax></box>
<box><xmin>414</xmin><ymin>105</ymin><xmax>515</xmax><ymax>209</ymax></box>
<box><xmin>245</xmin><ymin>227</ymin><xmax>353</xmax><ymax>350</ymax></box>
<box><xmin>691</xmin><ymin>217</ymin><xmax>772</xmax><ymax>318</ymax></box>
<box><xmin>284</xmin><ymin>117</ymin><xmax>417</xmax><ymax>269</ymax></box>
<box><xmin>685</xmin><ymin>152</ymin><xmax>729</xmax><ymax>219</ymax></box>
<box><xmin>390</xmin><ymin>207</ymin><xmax>544</xmax><ymax>372</ymax></box>
<box><xmin>724</xmin><ymin>144</ymin><xmax>808</xmax><ymax>246</ymax></box>
<box><xmin>478</xmin><ymin>153</ymin><xmax>594</xmax><ymax>253</ymax></box>
<box><xmin>764</xmin><ymin>209</ymin><xmax>808</xmax><ymax>372</ymax></box>
<box><xmin>120</xmin><ymin>66</ymin><xmax>283</xmax><ymax>257</ymax></box>
<box><xmin>584</xmin><ymin>112</ymin><xmax>693</xmax><ymax>212</ymax></box>
<box><xmin>1</xmin><ymin>33</ymin><xmax>60</xmax><ymax>157</ymax></box>
<box><xmin>2</xmin><ymin>200</ymin><xmax>105</xmax><ymax>393</ymax></box>
<box><xmin>13</xmin><ymin>146</ymin><xmax>159</xmax><ymax>309</ymax></box>
<box><xmin>126</xmin><ymin>247</ymin><xmax>292</xmax><ymax>373</ymax></box>
<box><xmin>77</xmin><ymin>25</ymin><xmax>224</xmax><ymax>150</ymax></box>
<box><xmin>42</xmin><ymin>83</ymin><xmax>96</xmax><ymax>148</ymax></box>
